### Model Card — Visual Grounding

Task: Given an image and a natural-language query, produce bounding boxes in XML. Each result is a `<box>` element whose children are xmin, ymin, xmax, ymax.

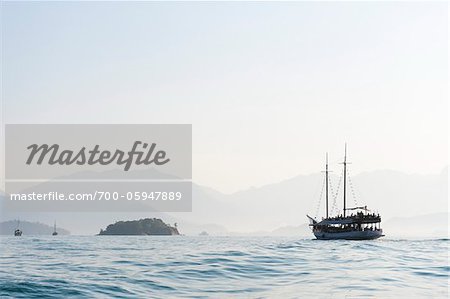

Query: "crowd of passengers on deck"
<box><xmin>326</xmin><ymin>211</ymin><xmax>381</xmax><ymax>221</ymax></box>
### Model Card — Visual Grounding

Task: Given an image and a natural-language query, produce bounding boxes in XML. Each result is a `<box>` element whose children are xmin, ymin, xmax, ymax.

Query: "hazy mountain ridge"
<box><xmin>383</xmin><ymin>212</ymin><xmax>448</xmax><ymax>238</ymax></box>
<box><xmin>1</xmin><ymin>167</ymin><xmax>447</xmax><ymax>236</ymax></box>
<box><xmin>170</xmin><ymin>167</ymin><xmax>448</xmax><ymax>234</ymax></box>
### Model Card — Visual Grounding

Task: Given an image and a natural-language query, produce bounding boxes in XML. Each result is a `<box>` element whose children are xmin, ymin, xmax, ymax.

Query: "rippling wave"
<box><xmin>1</xmin><ymin>236</ymin><xmax>448</xmax><ymax>298</ymax></box>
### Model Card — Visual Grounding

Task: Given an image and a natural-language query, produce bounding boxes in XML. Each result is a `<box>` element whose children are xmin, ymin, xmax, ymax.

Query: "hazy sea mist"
<box><xmin>1</xmin><ymin>236</ymin><xmax>448</xmax><ymax>298</ymax></box>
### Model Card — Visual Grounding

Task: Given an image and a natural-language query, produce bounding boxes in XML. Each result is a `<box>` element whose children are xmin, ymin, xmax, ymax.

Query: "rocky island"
<box><xmin>98</xmin><ymin>218</ymin><xmax>179</xmax><ymax>235</ymax></box>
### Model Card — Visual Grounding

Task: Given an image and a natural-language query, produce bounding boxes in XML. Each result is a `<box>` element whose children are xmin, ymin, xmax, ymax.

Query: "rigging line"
<box><xmin>314</xmin><ymin>174</ymin><xmax>326</xmax><ymax>219</ymax></box>
<box><xmin>330</xmin><ymin>168</ymin><xmax>343</xmax><ymax>216</ymax></box>
<box><xmin>328</xmin><ymin>174</ymin><xmax>335</xmax><ymax>214</ymax></box>
<box><xmin>347</xmin><ymin>168</ymin><xmax>358</xmax><ymax>207</ymax></box>
<box><xmin>310</xmin><ymin>171</ymin><xmax>325</xmax><ymax>216</ymax></box>
<box><xmin>348</xmin><ymin>167</ymin><xmax>366</xmax><ymax>205</ymax></box>
<box><xmin>328</xmin><ymin>174</ymin><xmax>338</xmax><ymax>216</ymax></box>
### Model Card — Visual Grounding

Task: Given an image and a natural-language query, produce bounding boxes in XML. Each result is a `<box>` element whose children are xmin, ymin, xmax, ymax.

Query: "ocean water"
<box><xmin>0</xmin><ymin>236</ymin><xmax>448</xmax><ymax>298</ymax></box>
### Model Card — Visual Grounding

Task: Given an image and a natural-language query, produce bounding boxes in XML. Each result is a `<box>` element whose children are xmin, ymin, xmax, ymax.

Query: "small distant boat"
<box><xmin>14</xmin><ymin>220</ymin><xmax>22</xmax><ymax>236</ymax></box>
<box><xmin>52</xmin><ymin>221</ymin><xmax>58</xmax><ymax>236</ymax></box>
<box><xmin>307</xmin><ymin>145</ymin><xmax>384</xmax><ymax>240</ymax></box>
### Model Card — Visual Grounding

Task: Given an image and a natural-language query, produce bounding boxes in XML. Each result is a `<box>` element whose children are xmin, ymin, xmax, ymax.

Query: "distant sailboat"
<box><xmin>14</xmin><ymin>220</ymin><xmax>22</xmax><ymax>236</ymax></box>
<box><xmin>306</xmin><ymin>145</ymin><xmax>384</xmax><ymax>240</ymax></box>
<box><xmin>52</xmin><ymin>221</ymin><xmax>58</xmax><ymax>236</ymax></box>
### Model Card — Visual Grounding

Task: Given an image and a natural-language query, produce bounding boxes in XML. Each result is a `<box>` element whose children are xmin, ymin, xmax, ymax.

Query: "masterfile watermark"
<box><xmin>26</xmin><ymin>141</ymin><xmax>170</xmax><ymax>171</ymax></box>
<box><xmin>6</xmin><ymin>124</ymin><xmax>191</xmax><ymax>180</ymax></box>
<box><xmin>4</xmin><ymin>124</ymin><xmax>192</xmax><ymax>212</ymax></box>
<box><xmin>10</xmin><ymin>191</ymin><xmax>183</xmax><ymax>201</ymax></box>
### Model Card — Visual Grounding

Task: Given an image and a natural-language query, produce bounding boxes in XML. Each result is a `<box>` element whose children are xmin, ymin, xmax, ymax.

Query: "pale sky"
<box><xmin>1</xmin><ymin>2</ymin><xmax>448</xmax><ymax>193</ymax></box>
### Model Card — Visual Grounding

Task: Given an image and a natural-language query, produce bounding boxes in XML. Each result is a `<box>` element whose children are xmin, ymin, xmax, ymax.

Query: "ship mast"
<box><xmin>343</xmin><ymin>143</ymin><xmax>347</xmax><ymax>217</ymax></box>
<box><xmin>325</xmin><ymin>153</ymin><xmax>329</xmax><ymax>219</ymax></box>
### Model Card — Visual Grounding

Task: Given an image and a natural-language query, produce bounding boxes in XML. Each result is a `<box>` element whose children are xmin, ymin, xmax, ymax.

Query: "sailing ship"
<box><xmin>14</xmin><ymin>220</ymin><xmax>22</xmax><ymax>236</ymax></box>
<box><xmin>307</xmin><ymin>145</ymin><xmax>384</xmax><ymax>240</ymax></box>
<box><xmin>52</xmin><ymin>221</ymin><xmax>58</xmax><ymax>236</ymax></box>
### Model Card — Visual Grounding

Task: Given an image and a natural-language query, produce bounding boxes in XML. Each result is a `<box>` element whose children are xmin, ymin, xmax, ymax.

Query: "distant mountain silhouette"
<box><xmin>384</xmin><ymin>212</ymin><xmax>448</xmax><ymax>238</ymax></box>
<box><xmin>1</xmin><ymin>167</ymin><xmax>447</xmax><ymax>236</ymax></box>
<box><xmin>168</xmin><ymin>167</ymin><xmax>448</xmax><ymax>234</ymax></box>
<box><xmin>270</xmin><ymin>224</ymin><xmax>311</xmax><ymax>237</ymax></box>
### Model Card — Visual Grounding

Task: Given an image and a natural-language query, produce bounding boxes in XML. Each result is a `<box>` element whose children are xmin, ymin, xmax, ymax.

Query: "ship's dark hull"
<box><xmin>313</xmin><ymin>230</ymin><xmax>384</xmax><ymax>240</ymax></box>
